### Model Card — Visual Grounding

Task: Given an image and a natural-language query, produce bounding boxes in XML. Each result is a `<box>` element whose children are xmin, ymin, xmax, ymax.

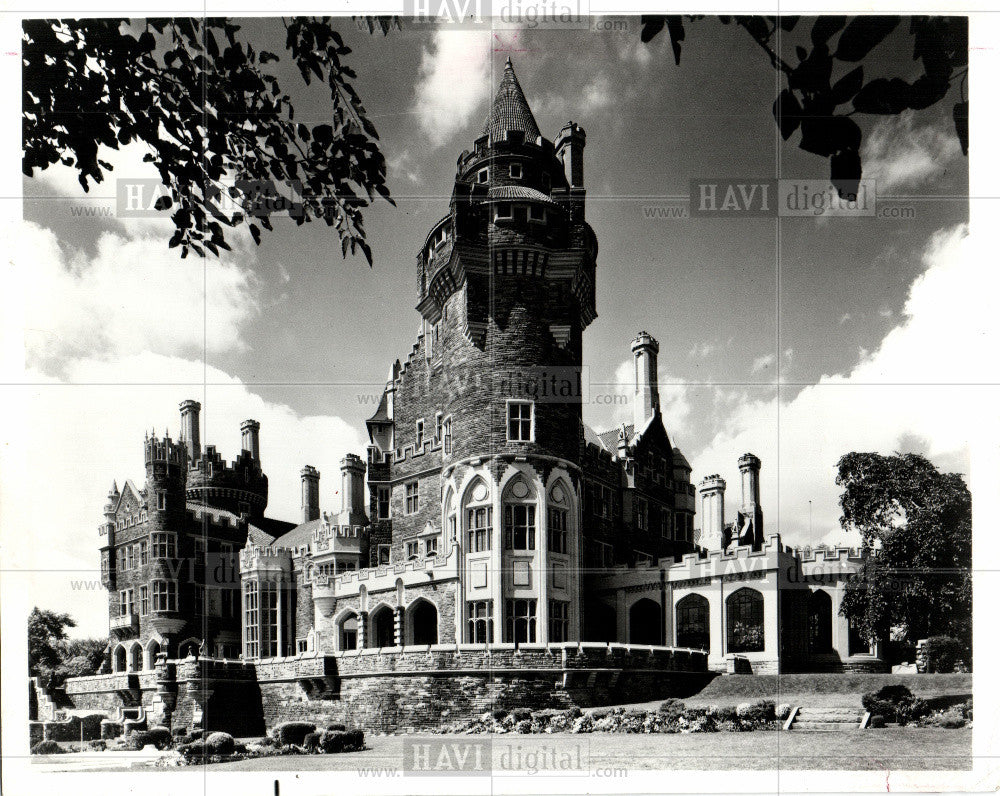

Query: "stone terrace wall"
<box><xmin>255</xmin><ymin>643</ymin><xmax>711</xmax><ymax>733</ymax></box>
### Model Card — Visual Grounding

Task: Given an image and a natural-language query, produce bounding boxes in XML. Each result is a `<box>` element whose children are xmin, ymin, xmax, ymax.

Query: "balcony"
<box><xmin>110</xmin><ymin>612</ymin><xmax>139</xmax><ymax>634</ymax></box>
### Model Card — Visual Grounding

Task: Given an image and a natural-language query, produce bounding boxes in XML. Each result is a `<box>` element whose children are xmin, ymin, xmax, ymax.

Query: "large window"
<box><xmin>405</xmin><ymin>481</ymin><xmax>419</xmax><ymax>514</ymax></box>
<box><xmin>467</xmin><ymin>600</ymin><xmax>493</xmax><ymax>643</ymax></box>
<box><xmin>151</xmin><ymin>580</ymin><xmax>176</xmax><ymax>612</ymax></box>
<box><xmin>506</xmin><ymin>401</ymin><xmax>533</xmax><ymax>442</ymax></box>
<box><xmin>549</xmin><ymin>600</ymin><xmax>570</xmax><ymax>642</ymax></box>
<box><xmin>504</xmin><ymin>504</ymin><xmax>536</xmax><ymax>550</ymax></box>
<box><xmin>139</xmin><ymin>540</ymin><xmax>148</xmax><ymax>565</ymax></box>
<box><xmin>726</xmin><ymin>588</ymin><xmax>765</xmax><ymax>653</ymax></box>
<box><xmin>138</xmin><ymin>585</ymin><xmax>149</xmax><ymax>617</ymax></box>
<box><xmin>244</xmin><ymin>586</ymin><xmax>259</xmax><ymax>659</ymax></box>
<box><xmin>675</xmin><ymin>594</ymin><xmax>709</xmax><ymax>650</ymax></box>
<box><xmin>151</xmin><ymin>533</ymin><xmax>175</xmax><ymax>558</ymax></box>
<box><xmin>243</xmin><ymin>579</ymin><xmax>281</xmax><ymax>659</ymax></box>
<box><xmin>119</xmin><ymin>589</ymin><xmax>133</xmax><ymax>616</ymax></box>
<box><xmin>505</xmin><ymin>598</ymin><xmax>537</xmax><ymax>644</ymax></box>
<box><xmin>548</xmin><ymin>508</ymin><xmax>568</xmax><ymax>553</ymax></box>
<box><xmin>466</xmin><ymin>506</ymin><xmax>492</xmax><ymax>552</ymax></box>
<box><xmin>377</xmin><ymin>487</ymin><xmax>390</xmax><ymax>520</ymax></box>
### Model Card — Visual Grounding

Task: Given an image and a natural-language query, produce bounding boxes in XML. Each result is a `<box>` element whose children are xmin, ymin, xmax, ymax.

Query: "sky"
<box><xmin>6</xmin><ymin>16</ymin><xmax>991</xmax><ymax>638</ymax></box>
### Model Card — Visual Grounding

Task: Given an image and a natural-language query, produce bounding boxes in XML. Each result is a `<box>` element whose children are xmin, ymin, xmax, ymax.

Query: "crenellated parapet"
<box><xmin>186</xmin><ymin>444</ymin><xmax>268</xmax><ymax>517</ymax></box>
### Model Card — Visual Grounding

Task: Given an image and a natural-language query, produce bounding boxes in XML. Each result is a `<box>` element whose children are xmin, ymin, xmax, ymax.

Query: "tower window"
<box><xmin>151</xmin><ymin>580</ymin><xmax>177</xmax><ymax>612</ymax></box>
<box><xmin>477</xmin><ymin>167</ymin><xmax>489</xmax><ymax>184</ymax></box>
<box><xmin>405</xmin><ymin>481</ymin><xmax>420</xmax><ymax>514</ymax></box>
<box><xmin>507</xmin><ymin>401</ymin><xmax>533</xmax><ymax>442</ymax></box>
<box><xmin>377</xmin><ymin>486</ymin><xmax>390</xmax><ymax>520</ymax></box>
<box><xmin>494</xmin><ymin>202</ymin><xmax>512</xmax><ymax>220</ymax></box>
<box><xmin>509</xmin><ymin>162</ymin><xmax>522</xmax><ymax>179</ymax></box>
<box><xmin>466</xmin><ymin>506</ymin><xmax>492</xmax><ymax>552</ymax></box>
<box><xmin>139</xmin><ymin>586</ymin><xmax>149</xmax><ymax>617</ymax></box>
<box><xmin>504</xmin><ymin>504</ymin><xmax>536</xmax><ymax>550</ymax></box>
<box><xmin>157</xmin><ymin>492</ymin><xmax>166</xmax><ymax>511</ymax></box>
<box><xmin>415</xmin><ymin>419</ymin><xmax>424</xmax><ymax>449</ymax></box>
<box><xmin>434</xmin><ymin>412</ymin><xmax>443</xmax><ymax>443</ymax></box>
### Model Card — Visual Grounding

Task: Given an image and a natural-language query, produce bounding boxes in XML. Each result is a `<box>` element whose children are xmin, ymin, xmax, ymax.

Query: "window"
<box><xmin>447</xmin><ymin>514</ymin><xmax>457</xmax><ymax>541</ymax></box>
<box><xmin>466</xmin><ymin>506</ymin><xmax>492</xmax><ymax>552</ymax></box>
<box><xmin>378</xmin><ymin>545</ymin><xmax>391</xmax><ymax>565</ymax></box>
<box><xmin>139</xmin><ymin>540</ymin><xmax>148</xmax><ymax>566</ymax></box>
<box><xmin>504</xmin><ymin>598</ymin><xmax>537</xmax><ymax>644</ymax></box>
<box><xmin>336</xmin><ymin>560</ymin><xmax>356</xmax><ymax>573</ymax></box>
<box><xmin>661</xmin><ymin>512</ymin><xmax>672</xmax><ymax>538</ymax></box>
<box><xmin>434</xmin><ymin>412</ymin><xmax>443</xmax><ymax>443</ymax></box>
<box><xmin>726</xmin><ymin>588</ymin><xmax>765</xmax><ymax>653</ymax></box>
<box><xmin>139</xmin><ymin>585</ymin><xmax>149</xmax><ymax>617</ymax></box>
<box><xmin>415</xmin><ymin>419</ymin><xmax>424</xmax><ymax>449</ymax></box>
<box><xmin>405</xmin><ymin>481</ymin><xmax>420</xmax><ymax>514</ymax></box>
<box><xmin>507</xmin><ymin>401</ymin><xmax>533</xmax><ymax>442</ymax></box>
<box><xmin>340</xmin><ymin>614</ymin><xmax>358</xmax><ymax>650</ymax></box>
<box><xmin>676</xmin><ymin>594</ymin><xmax>710</xmax><ymax>650</ymax></box>
<box><xmin>406</xmin><ymin>540</ymin><xmax>420</xmax><ymax>561</ymax></box>
<box><xmin>548</xmin><ymin>508</ymin><xmax>568</xmax><ymax>554</ymax></box>
<box><xmin>477</xmin><ymin>167</ymin><xmax>489</xmax><ymax>184</ymax></box>
<box><xmin>637</xmin><ymin>498</ymin><xmax>648</xmax><ymax>531</ymax></box>
<box><xmin>221</xmin><ymin>587</ymin><xmax>235</xmax><ymax>619</ymax></box>
<box><xmin>194</xmin><ymin>536</ymin><xmax>206</xmax><ymax>564</ymax></box>
<box><xmin>504</xmin><ymin>504</ymin><xmax>536</xmax><ymax>550</ymax></box>
<box><xmin>151</xmin><ymin>533</ymin><xmax>175</xmax><ymax>558</ymax></box>
<box><xmin>297</xmin><ymin>639</ymin><xmax>309</xmax><ymax>654</ymax></box>
<box><xmin>193</xmin><ymin>585</ymin><xmax>204</xmax><ymax>618</ymax></box>
<box><xmin>594</xmin><ymin>539</ymin><xmax>614</xmax><ymax>567</ymax></box>
<box><xmin>157</xmin><ymin>492</ymin><xmax>166</xmax><ymax>510</ymax></box>
<box><xmin>377</xmin><ymin>487</ymin><xmax>390</xmax><ymax>520</ymax></box>
<box><xmin>509</xmin><ymin>162</ymin><xmax>522</xmax><ymax>178</ymax></box>
<box><xmin>549</xmin><ymin>600</ymin><xmax>570</xmax><ymax>642</ymax></box>
<box><xmin>151</xmin><ymin>580</ymin><xmax>177</xmax><ymax>612</ymax></box>
<box><xmin>635</xmin><ymin>550</ymin><xmax>653</xmax><ymax>566</ymax></box>
<box><xmin>244</xmin><ymin>585</ymin><xmax>259</xmax><ymax>659</ymax></box>
<box><xmin>425</xmin><ymin>537</ymin><xmax>439</xmax><ymax>557</ymax></box>
<box><xmin>467</xmin><ymin>600</ymin><xmax>493</xmax><ymax>643</ymax></box>
<box><xmin>125</xmin><ymin>545</ymin><xmax>135</xmax><ymax>570</ymax></box>
<box><xmin>119</xmin><ymin>589</ymin><xmax>133</xmax><ymax>617</ymax></box>
<box><xmin>442</xmin><ymin>416</ymin><xmax>452</xmax><ymax>454</ymax></box>
<box><xmin>261</xmin><ymin>580</ymin><xmax>279</xmax><ymax>658</ymax></box>
<box><xmin>528</xmin><ymin>204</ymin><xmax>546</xmax><ymax>221</ymax></box>
<box><xmin>494</xmin><ymin>201</ymin><xmax>512</xmax><ymax>220</ymax></box>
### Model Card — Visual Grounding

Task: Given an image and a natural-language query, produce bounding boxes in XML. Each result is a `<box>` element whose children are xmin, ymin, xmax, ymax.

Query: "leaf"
<box><xmin>852</xmin><ymin>77</ymin><xmax>912</xmax><ymax>114</ymax></box>
<box><xmin>249</xmin><ymin>223</ymin><xmax>261</xmax><ymax>246</ymax></box>
<box><xmin>153</xmin><ymin>195</ymin><xmax>173</xmax><ymax>211</ymax></box>
<box><xmin>953</xmin><ymin>101</ymin><xmax>969</xmax><ymax>156</ymax></box>
<box><xmin>830</xmin><ymin>148</ymin><xmax>861</xmax><ymax>199</ymax></box>
<box><xmin>811</xmin><ymin>16</ymin><xmax>847</xmax><ymax>45</ymax></box>
<box><xmin>640</xmin><ymin>15</ymin><xmax>665</xmax><ymax>44</ymax></box>
<box><xmin>830</xmin><ymin>65</ymin><xmax>864</xmax><ymax>105</ymax></box>
<box><xmin>834</xmin><ymin>16</ymin><xmax>899</xmax><ymax>62</ymax></box>
<box><xmin>772</xmin><ymin>89</ymin><xmax>802</xmax><ymax>140</ymax></box>
<box><xmin>779</xmin><ymin>16</ymin><xmax>799</xmax><ymax>32</ymax></box>
<box><xmin>665</xmin><ymin>16</ymin><xmax>685</xmax><ymax>66</ymax></box>
<box><xmin>799</xmin><ymin>115</ymin><xmax>860</xmax><ymax>157</ymax></box>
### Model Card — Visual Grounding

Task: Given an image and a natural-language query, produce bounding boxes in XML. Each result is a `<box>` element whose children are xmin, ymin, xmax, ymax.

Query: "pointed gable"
<box><xmin>482</xmin><ymin>57</ymin><xmax>542</xmax><ymax>143</ymax></box>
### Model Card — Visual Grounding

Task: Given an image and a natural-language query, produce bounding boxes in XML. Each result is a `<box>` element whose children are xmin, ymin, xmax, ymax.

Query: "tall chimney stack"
<box><xmin>631</xmin><ymin>331</ymin><xmax>660</xmax><ymax>432</ymax></box>
<box><xmin>340</xmin><ymin>454</ymin><xmax>367</xmax><ymax>517</ymax></box>
<box><xmin>301</xmin><ymin>466</ymin><xmax>320</xmax><ymax>523</ymax></box>
<box><xmin>737</xmin><ymin>453</ymin><xmax>764</xmax><ymax>546</ymax></box>
<box><xmin>698</xmin><ymin>475</ymin><xmax>726</xmax><ymax>550</ymax></box>
<box><xmin>179</xmin><ymin>400</ymin><xmax>201</xmax><ymax>461</ymax></box>
<box><xmin>240</xmin><ymin>419</ymin><xmax>260</xmax><ymax>460</ymax></box>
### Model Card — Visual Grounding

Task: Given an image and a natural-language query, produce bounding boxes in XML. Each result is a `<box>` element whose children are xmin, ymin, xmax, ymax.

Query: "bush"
<box><xmin>31</xmin><ymin>740</ymin><xmax>65</xmax><ymax>755</ymax></box>
<box><xmin>205</xmin><ymin>732</ymin><xmax>235</xmax><ymax>755</ymax></box>
<box><xmin>921</xmin><ymin>708</ymin><xmax>966</xmax><ymax>728</ymax></box>
<box><xmin>187</xmin><ymin>729</ymin><xmax>204</xmax><ymax>742</ymax></box>
<box><xmin>515</xmin><ymin>719</ymin><xmax>533</xmax><ymax>734</ymax></box>
<box><xmin>320</xmin><ymin>730</ymin><xmax>347</xmax><ymax>753</ymax></box>
<box><xmin>88</xmin><ymin>739</ymin><xmax>107</xmax><ymax>751</ymax></box>
<box><xmin>491</xmin><ymin>709</ymin><xmax>508</xmax><ymax>721</ymax></box>
<box><xmin>304</xmin><ymin>732</ymin><xmax>322</xmax><ymax>752</ymax></box>
<box><xmin>178</xmin><ymin>740</ymin><xmax>206</xmax><ymax>760</ymax></box>
<box><xmin>923</xmin><ymin>636</ymin><xmax>968</xmax><ymax>673</ymax></box>
<box><xmin>145</xmin><ymin>726</ymin><xmax>173</xmax><ymax>750</ymax></box>
<box><xmin>567</xmin><ymin>706</ymin><xmax>583</xmax><ymax>720</ymax></box>
<box><xmin>327</xmin><ymin>722</ymin><xmax>347</xmax><ymax>732</ymax></box>
<box><xmin>776</xmin><ymin>703</ymin><xmax>792</xmax><ymax>721</ymax></box>
<box><xmin>274</xmin><ymin>721</ymin><xmax>316</xmax><ymax>746</ymax></box>
<box><xmin>512</xmin><ymin>708</ymin><xmax>532</xmax><ymax>723</ymax></box>
<box><xmin>658</xmin><ymin>698</ymin><xmax>685</xmax><ymax>721</ymax></box>
<box><xmin>862</xmin><ymin>685</ymin><xmax>929</xmax><ymax>725</ymax></box>
<box><xmin>961</xmin><ymin>699</ymin><xmax>973</xmax><ymax>721</ymax></box>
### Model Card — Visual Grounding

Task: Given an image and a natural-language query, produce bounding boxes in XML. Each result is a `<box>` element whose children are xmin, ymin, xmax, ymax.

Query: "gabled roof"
<box><xmin>114</xmin><ymin>479</ymin><xmax>144</xmax><ymax>513</ymax></box>
<box><xmin>272</xmin><ymin>519</ymin><xmax>322</xmax><ymax>551</ymax></box>
<box><xmin>597</xmin><ymin>424</ymin><xmax>634</xmax><ymax>452</ymax></box>
<box><xmin>482</xmin><ymin>58</ymin><xmax>542</xmax><ymax>143</ymax></box>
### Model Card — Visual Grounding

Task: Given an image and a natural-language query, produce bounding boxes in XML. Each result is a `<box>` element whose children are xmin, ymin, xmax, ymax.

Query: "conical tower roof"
<box><xmin>482</xmin><ymin>58</ymin><xmax>541</xmax><ymax>143</ymax></box>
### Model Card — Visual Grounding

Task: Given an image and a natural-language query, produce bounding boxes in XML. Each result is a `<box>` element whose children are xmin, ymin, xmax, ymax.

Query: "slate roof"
<box><xmin>487</xmin><ymin>185</ymin><xmax>557</xmax><ymax>205</ymax></box>
<box><xmin>482</xmin><ymin>58</ymin><xmax>542</xmax><ymax>143</ymax></box>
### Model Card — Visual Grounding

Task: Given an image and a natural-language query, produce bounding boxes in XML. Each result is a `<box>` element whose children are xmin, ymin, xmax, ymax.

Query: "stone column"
<box><xmin>357</xmin><ymin>610</ymin><xmax>368</xmax><ymax>649</ymax></box>
<box><xmin>394</xmin><ymin>605</ymin><xmax>404</xmax><ymax>647</ymax></box>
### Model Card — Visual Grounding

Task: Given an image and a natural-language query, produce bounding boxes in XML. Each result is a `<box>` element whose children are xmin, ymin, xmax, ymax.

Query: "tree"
<box><xmin>22</xmin><ymin>17</ymin><xmax>398</xmax><ymax>263</ymax></box>
<box><xmin>61</xmin><ymin>638</ymin><xmax>108</xmax><ymax>678</ymax></box>
<box><xmin>641</xmin><ymin>15</ymin><xmax>968</xmax><ymax>198</ymax></box>
<box><xmin>835</xmin><ymin>452</ymin><xmax>971</xmax><ymax>648</ymax></box>
<box><xmin>28</xmin><ymin>607</ymin><xmax>75</xmax><ymax>678</ymax></box>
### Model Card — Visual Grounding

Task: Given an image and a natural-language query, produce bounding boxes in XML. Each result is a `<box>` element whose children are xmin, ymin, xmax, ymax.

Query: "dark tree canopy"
<box><xmin>28</xmin><ymin>607</ymin><xmax>106</xmax><ymax>681</ymax></box>
<box><xmin>835</xmin><ymin>452</ymin><xmax>971</xmax><ymax>647</ymax></box>
<box><xmin>642</xmin><ymin>15</ymin><xmax>968</xmax><ymax>198</ymax></box>
<box><xmin>23</xmin><ymin>17</ymin><xmax>398</xmax><ymax>263</ymax></box>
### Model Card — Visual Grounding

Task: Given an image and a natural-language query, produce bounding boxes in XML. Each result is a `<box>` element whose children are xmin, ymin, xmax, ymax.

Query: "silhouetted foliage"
<box><xmin>641</xmin><ymin>15</ymin><xmax>968</xmax><ymax>197</ymax></box>
<box><xmin>23</xmin><ymin>17</ymin><xmax>399</xmax><ymax>263</ymax></box>
<box><xmin>28</xmin><ymin>607</ymin><xmax>105</xmax><ymax>682</ymax></box>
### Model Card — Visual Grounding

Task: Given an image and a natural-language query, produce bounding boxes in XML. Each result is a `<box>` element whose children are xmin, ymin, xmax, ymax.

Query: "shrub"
<box><xmin>921</xmin><ymin>708</ymin><xmax>966</xmax><ymax>728</ymax></box>
<box><xmin>712</xmin><ymin>706</ymin><xmax>738</xmax><ymax>723</ymax></box>
<box><xmin>567</xmin><ymin>706</ymin><xmax>583</xmax><ymax>720</ymax></box>
<box><xmin>862</xmin><ymin>685</ymin><xmax>929</xmax><ymax>725</ymax></box>
<box><xmin>304</xmin><ymin>732</ymin><xmax>322</xmax><ymax>752</ymax></box>
<box><xmin>591</xmin><ymin>708</ymin><xmax>611</xmax><ymax>720</ymax></box>
<box><xmin>346</xmin><ymin>729</ymin><xmax>365</xmax><ymax>750</ymax></box>
<box><xmin>205</xmin><ymin>732</ymin><xmax>235</xmax><ymax>756</ymax></box>
<box><xmin>178</xmin><ymin>740</ymin><xmax>206</xmax><ymax>761</ymax></box>
<box><xmin>658</xmin><ymin>698</ymin><xmax>685</xmax><ymax>720</ymax></box>
<box><xmin>492</xmin><ymin>709</ymin><xmax>508</xmax><ymax>721</ymax></box>
<box><xmin>320</xmin><ymin>730</ymin><xmax>347</xmax><ymax>753</ymax></box>
<box><xmin>327</xmin><ymin>722</ymin><xmax>347</xmax><ymax>732</ymax></box>
<box><xmin>145</xmin><ymin>726</ymin><xmax>173</xmax><ymax>750</ymax></box>
<box><xmin>961</xmin><ymin>699</ymin><xmax>973</xmax><ymax>721</ymax></box>
<box><xmin>100</xmin><ymin>721</ymin><xmax>122</xmax><ymax>740</ymax></box>
<box><xmin>88</xmin><ymin>739</ymin><xmax>107</xmax><ymax>751</ymax></box>
<box><xmin>776</xmin><ymin>703</ymin><xmax>792</xmax><ymax>721</ymax></box>
<box><xmin>31</xmin><ymin>740</ymin><xmax>65</xmax><ymax>755</ymax></box>
<box><xmin>515</xmin><ymin>719</ymin><xmax>533</xmax><ymax>734</ymax></box>
<box><xmin>512</xmin><ymin>708</ymin><xmax>532</xmax><ymax>723</ymax></box>
<box><xmin>274</xmin><ymin>721</ymin><xmax>316</xmax><ymax>746</ymax></box>
<box><xmin>923</xmin><ymin>636</ymin><xmax>968</xmax><ymax>673</ymax></box>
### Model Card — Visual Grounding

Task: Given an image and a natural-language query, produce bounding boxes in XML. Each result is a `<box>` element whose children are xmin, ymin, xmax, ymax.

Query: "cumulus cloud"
<box><xmin>413</xmin><ymin>29</ymin><xmax>492</xmax><ymax>147</ymax></box>
<box><xmin>2</xmin><ymin>354</ymin><xmax>367</xmax><ymax>638</ymax></box>
<box><xmin>689</xmin><ymin>223</ymin><xmax>993</xmax><ymax>545</ymax></box>
<box><xmin>607</xmin><ymin>359</ymin><xmax>692</xmax><ymax>435</ymax></box>
<box><xmin>751</xmin><ymin>353</ymin><xmax>775</xmax><ymax>374</ymax></box>
<box><xmin>580</xmin><ymin>73</ymin><xmax>613</xmax><ymax>112</ymax></box>
<box><xmin>862</xmin><ymin>110</ymin><xmax>963</xmax><ymax>194</ymax></box>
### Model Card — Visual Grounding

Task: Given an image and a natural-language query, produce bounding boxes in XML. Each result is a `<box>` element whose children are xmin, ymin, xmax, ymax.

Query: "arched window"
<box><xmin>114</xmin><ymin>645</ymin><xmax>127</xmax><ymax>673</ymax></box>
<box><xmin>502</xmin><ymin>476</ymin><xmax>535</xmax><ymax>551</ymax></box>
<box><xmin>675</xmin><ymin>594</ymin><xmax>710</xmax><ymax>650</ymax></box>
<box><xmin>443</xmin><ymin>489</ymin><xmax>457</xmax><ymax>544</ymax></box>
<box><xmin>129</xmin><ymin>643</ymin><xmax>142</xmax><ymax>672</ymax></box>
<box><xmin>408</xmin><ymin>599</ymin><xmax>438</xmax><ymax>646</ymax></box>
<box><xmin>145</xmin><ymin>639</ymin><xmax>161</xmax><ymax>670</ymax></box>
<box><xmin>808</xmin><ymin>590</ymin><xmax>833</xmax><ymax>654</ymax></box>
<box><xmin>462</xmin><ymin>478</ymin><xmax>492</xmax><ymax>553</ymax></box>
<box><xmin>726</xmin><ymin>588</ymin><xmax>765</xmax><ymax>653</ymax></box>
<box><xmin>628</xmin><ymin>598</ymin><xmax>662</xmax><ymax>646</ymax></box>
<box><xmin>369</xmin><ymin>605</ymin><xmax>395</xmax><ymax>648</ymax></box>
<box><xmin>338</xmin><ymin>612</ymin><xmax>358</xmax><ymax>651</ymax></box>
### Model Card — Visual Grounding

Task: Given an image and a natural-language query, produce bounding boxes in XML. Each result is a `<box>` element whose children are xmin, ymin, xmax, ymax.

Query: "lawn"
<box><xmin>92</xmin><ymin>728</ymin><xmax>969</xmax><ymax>773</ymax></box>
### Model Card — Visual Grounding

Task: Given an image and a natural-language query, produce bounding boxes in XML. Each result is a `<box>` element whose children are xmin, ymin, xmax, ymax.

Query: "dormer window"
<box><xmin>477</xmin><ymin>167</ymin><xmax>489</xmax><ymax>184</ymax></box>
<box><xmin>509</xmin><ymin>163</ymin><xmax>522</xmax><ymax>179</ymax></box>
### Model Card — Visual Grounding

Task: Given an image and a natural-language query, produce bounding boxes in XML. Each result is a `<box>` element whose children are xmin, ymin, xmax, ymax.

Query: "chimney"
<box><xmin>554</xmin><ymin>121</ymin><xmax>586</xmax><ymax>189</ymax></box>
<box><xmin>301</xmin><ymin>466</ymin><xmax>320</xmax><ymax>523</ymax></box>
<box><xmin>631</xmin><ymin>331</ymin><xmax>660</xmax><ymax>432</ymax></box>
<box><xmin>240</xmin><ymin>419</ymin><xmax>260</xmax><ymax>460</ymax></box>
<box><xmin>340</xmin><ymin>453</ymin><xmax>367</xmax><ymax>516</ymax></box>
<box><xmin>178</xmin><ymin>400</ymin><xmax>201</xmax><ymax>461</ymax></box>
<box><xmin>737</xmin><ymin>453</ymin><xmax>764</xmax><ymax>546</ymax></box>
<box><xmin>698</xmin><ymin>475</ymin><xmax>726</xmax><ymax>550</ymax></box>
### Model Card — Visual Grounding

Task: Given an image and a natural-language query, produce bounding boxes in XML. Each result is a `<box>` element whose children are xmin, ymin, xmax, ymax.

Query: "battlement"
<box><xmin>144</xmin><ymin>434</ymin><xmax>187</xmax><ymax>467</ymax></box>
<box><xmin>792</xmin><ymin>543</ymin><xmax>864</xmax><ymax>564</ymax></box>
<box><xmin>311</xmin><ymin>544</ymin><xmax>459</xmax><ymax>594</ymax></box>
<box><xmin>186</xmin><ymin>444</ymin><xmax>268</xmax><ymax>515</ymax></box>
<box><xmin>240</xmin><ymin>542</ymin><xmax>291</xmax><ymax>573</ymax></box>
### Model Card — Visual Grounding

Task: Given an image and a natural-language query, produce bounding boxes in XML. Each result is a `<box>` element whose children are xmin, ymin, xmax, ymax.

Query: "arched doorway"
<box><xmin>808</xmin><ymin>590</ymin><xmax>833</xmax><ymax>654</ymax></box>
<box><xmin>113</xmin><ymin>645</ymin><xmax>127</xmax><ymax>673</ymax></box>
<box><xmin>179</xmin><ymin>638</ymin><xmax>200</xmax><ymax>658</ymax></box>
<box><xmin>726</xmin><ymin>588</ymin><xmax>764</xmax><ymax>653</ymax></box>
<box><xmin>628</xmin><ymin>598</ymin><xmax>662</xmax><ymax>646</ymax></box>
<box><xmin>129</xmin><ymin>643</ymin><xmax>142</xmax><ymax>672</ymax></box>
<box><xmin>675</xmin><ymin>594</ymin><xmax>710</xmax><ymax>650</ymax></box>
<box><xmin>145</xmin><ymin>639</ymin><xmax>161</xmax><ymax>670</ymax></box>
<box><xmin>408</xmin><ymin>600</ymin><xmax>438</xmax><ymax>646</ymax></box>
<box><xmin>370</xmin><ymin>605</ymin><xmax>395</xmax><ymax>648</ymax></box>
<box><xmin>338</xmin><ymin>612</ymin><xmax>358</xmax><ymax>651</ymax></box>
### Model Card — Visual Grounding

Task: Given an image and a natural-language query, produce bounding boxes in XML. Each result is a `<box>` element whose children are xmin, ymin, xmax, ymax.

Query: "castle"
<box><xmin>54</xmin><ymin>60</ymin><xmax>887</xmax><ymax>736</ymax></box>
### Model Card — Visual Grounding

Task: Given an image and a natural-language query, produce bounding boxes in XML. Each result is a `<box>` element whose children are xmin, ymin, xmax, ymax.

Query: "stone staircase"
<box><xmin>787</xmin><ymin>706</ymin><xmax>865</xmax><ymax>731</ymax></box>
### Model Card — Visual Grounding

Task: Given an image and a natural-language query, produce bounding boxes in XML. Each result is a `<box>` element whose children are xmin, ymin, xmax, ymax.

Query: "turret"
<box><xmin>341</xmin><ymin>454</ymin><xmax>367</xmax><ymax>519</ymax></box>
<box><xmin>554</xmin><ymin>120</ymin><xmax>586</xmax><ymax>189</ymax></box>
<box><xmin>698</xmin><ymin>475</ymin><xmax>726</xmax><ymax>551</ymax></box>
<box><xmin>240</xmin><ymin>419</ymin><xmax>260</xmax><ymax>461</ymax></box>
<box><xmin>179</xmin><ymin>399</ymin><xmax>201</xmax><ymax>461</ymax></box>
<box><xmin>631</xmin><ymin>331</ymin><xmax>660</xmax><ymax>433</ymax></box>
<box><xmin>301</xmin><ymin>466</ymin><xmax>320</xmax><ymax>523</ymax></box>
<box><xmin>736</xmin><ymin>453</ymin><xmax>764</xmax><ymax>547</ymax></box>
